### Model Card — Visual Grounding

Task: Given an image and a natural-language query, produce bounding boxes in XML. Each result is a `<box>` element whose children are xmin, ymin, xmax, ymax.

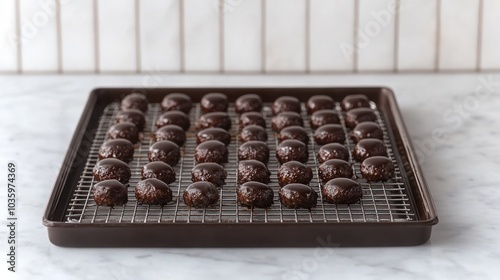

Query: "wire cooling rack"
<box><xmin>65</xmin><ymin>101</ymin><xmax>415</xmax><ymax>224</ymax></box>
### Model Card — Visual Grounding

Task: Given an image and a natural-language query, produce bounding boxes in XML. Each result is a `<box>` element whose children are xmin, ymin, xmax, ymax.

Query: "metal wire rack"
<box><xmin>65</xmin><ymin>100</ymin><xmax>415</xmax><ymax>224</ymax></box>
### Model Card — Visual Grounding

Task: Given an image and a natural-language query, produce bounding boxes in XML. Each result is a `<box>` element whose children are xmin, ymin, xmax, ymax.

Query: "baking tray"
<box><xmin>43</xmin><ymin>87</ymin><xmax>438</xmax><ymax>247</ymax></box>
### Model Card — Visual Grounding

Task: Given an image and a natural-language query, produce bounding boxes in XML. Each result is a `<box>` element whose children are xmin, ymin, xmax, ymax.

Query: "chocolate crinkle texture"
<box><xmin>161</xmin><ymin>93</ymin><xmax>192</xmax><ymax>114</ymax></box>
<box><xmin>237</xmin><ymin>181</ymin><xmax>274</xmax><ymax>209</ymax></box>
<box><xmin>313</xmin><ymin>124</ymin><xmax>346</xmax><ymax>145</ymax></box>
<box><xmin>239</xmin><ymin>112</ymin><xmax>266</xmax><ymax>128</ymax></box>
<box><xmin>238</xmin><ymin>141</ymin><xmax>270</xmax><ymax>163</ymax></box>
<box><xmin>342</xmin><ymin>94</ymin><xmax>370</xmax><ymax>111</ymax></box>
<box><xmin>316</xmin><ymin>143</ymin><xmax>350</xmax><ymax>163</ymax></box>
<box><xmin>155</xmin><ymin>111</ymin><xmax>190</xmax><ymax>131</ymax></box>
<box><xmin>98</xmin><ymin>139</ymin><xmax>135</xmax><ymax>163</ymax></box>
<box><xmin>115</xmin><ymin>109</ymin><xmax>146</xmax><ymax>131</ymax></box>
<box><xmin>92</xmin><ymin>179</ymin><xmax>128</xmax><ymax>207</ymax></box>
<box><xmin>154</xmin><ymin>124</ymin><xmax>186</xmax><ymax>147</ymax></box>
<box><xmin>279</xmin><ymin>183</ymin><xmax>318</xmax><ymax>209</ymax></box>
<box><xmin>200</xmin><ymin>92</ymin><xmax>228</xmax><ymax>113</ymax></box>
<box><xmin>196</xmin><ymin>127</ymin><xmax>231</xmax><ymax>145</ymax></box>
<box><xmin>310</xmin><ymin>109</ymin><xmax>341</xmax><ymax>129</ymax></box>
<box><xmin>276</xmin><ymin>139</ymin><xmax>308</xmax><ymax>164</ymax></box>
<box><xmin>108</xmin><ymin>121</ymin><xmax>140</xmax><ymax>143</ymax></box>
<box><xmin>352</xmin><ymin>139</ymin><xmax>387</xmax><ymax>161</ymax></box>
<box><xmin>272</xmin><ymin>96</ymin><xmax>301</xmax><ymax>115</ymax></box>
<box><xmin>148</xmin><ymin>140</ymin><xmax>181</xmax><ymax>166</ymax></box>
<box><xmin>235</xmin><ymin>94</ymin><xmax>263</xmax><ymax>114</ymax></box>
<box><xmin>271</xmin><ymin>112</ymin><xmax>304</xmax><ymax>132</ymax></box>
<box><xmin>360</xmin><ymin>156</ymin><xmax>395</xmax><ymax>182</ymax></box>
<box><xmin>191</xmin><ymin>162</ymin><xmax>227</xmax><ymax>187</ymax></box>
<box><xmin>239</xmin><ymin>125</ymin><xmax>268</xmax><ymax>143</ymax></box>
<box><xmin>121</xmin><ymin>93</ymin><xmax>149</xmax><ymax>112</ymax></box>
<box><xmin>278</xmin><ymin>161</ymin><xmax>313</xmax><ymax>187</ymax></box>
<box><xmin>345</xmin><ymin>108</ymin><xmax>377</xmax><ymax>129</ymax></box>
<box><xmin>322</xmin><ymin>178</ymin><xmax>363</xmax><ymax>204</ymax></box>
<box><xmin>194</xmin><ymin>140</ymin><xmax>228</xmax><ymax>164</ymax></box>
<box><xmin>141</xmin><ymin>161</ymin><xmax>176</xmax><ymax>184</ymax></box>
<box><xmin>93</xmin><ymin>158</ymin><xmax>131</xmax><ymax>184</ymax></box>
<box><xmin>237</xmin><ymin>160</ymin><xmax>271</xmax><ymax>184</ymax></box>
<box><xmin>277</xmin><ymin>126</ymin><xmax>309</xmax><ymax>144</ymax></box>
<box><xmin>135</xmin><ymin>178</ymin><xmax>173</xmax><ymax>206</ymax></box>
<box><xmin>183</xmin><ymin>181</ymin><xmax>220</xmax><ymax>208</ymax></box>
<box><xmin>306</xmin><ymin>95</ymin><xmax>335</xmax><ymax>114</ymax></box>
<box><xmin>195</xmin><ymin>112</ymin><xmax>232</xmax><ymax>131</ymax></box>
<box><xmin>318</xmin><ymin>159</ymin><xmax>353</xmax><ymax>183</ymax></box>
<box><xmin>349</xmin><ymin>121</ymin><xmax>383</xmax><ymax>143</ymax></box>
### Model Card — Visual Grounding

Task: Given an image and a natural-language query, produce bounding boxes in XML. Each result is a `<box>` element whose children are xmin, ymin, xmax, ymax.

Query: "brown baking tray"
<box><xmin>43</xmin><ymin>87</ymin><xmax>438</xmax><ymax>247</ymax></box>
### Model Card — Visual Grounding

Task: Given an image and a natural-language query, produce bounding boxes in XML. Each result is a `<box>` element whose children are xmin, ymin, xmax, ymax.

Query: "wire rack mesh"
<box><xmin>65</xmin><ymin>100</ymin><xmax>416</xmax><ymax>224</ymax></box>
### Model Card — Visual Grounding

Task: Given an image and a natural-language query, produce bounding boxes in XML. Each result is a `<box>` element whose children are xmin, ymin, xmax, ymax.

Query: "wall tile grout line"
<box><xmin>135</xmin><ymin>0</ymin><xmax>141</xmax><ymax>73</ymax></box>
<box><xmin>393</xmin><ymin>0</ymin><xmax>400</xmax><ymax>73</ymax></box>
<box><xmin>56</xmin><ymin>0</ymin><xmax>63</xmax><ymax>73</ymax></box>
<box><xmin>434</xmin><ymin>0</ymin><xmax>441</xmax><ymax>72</ymax></box>
<box><xmin>476</xmin><ymin>0</ymin><xmax>484</xmax><ymax>72</ymax></box>
<box><xmin>219</xmin><ymin>0</ymin><xmax>225</xmax><ymax>73</ymax></box>
<box><xmin>353</xmin><ymin>0</ymin><xmax>359</xmax><ymax>73</ymax></box>
<box><xmin>15</xmin><ymin>0</ymin><xmax>23</xmax><ymax>74</ymax></box>
<box><xmin>261</xmin><ymin>0</ymin><xmax>266</xmax><ymax>74</ymax></box>
<box><xmin>305</xmin><ymin>0</ymin><xmax>311</xmax><ymax>74</ymax></box>
<box><xmin>93</xmin><ymin>0</ymin><xmax>100</xmax><ymax>73</ymax></box>
<box><xmin>179</xmin><ymin>0</ymin><xmax>185</xmax><ymax>73</ymax></box>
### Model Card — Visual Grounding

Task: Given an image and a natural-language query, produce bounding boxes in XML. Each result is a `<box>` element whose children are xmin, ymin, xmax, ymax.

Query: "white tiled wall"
<box><xmin>0</xmin><ymin>0</ymin><xmax>498</xmax><ymax>74</ymax></box>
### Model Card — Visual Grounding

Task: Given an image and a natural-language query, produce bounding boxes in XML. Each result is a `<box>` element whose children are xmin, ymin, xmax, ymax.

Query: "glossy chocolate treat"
<box><xmin>135</xmin><ymin>178</ymin><xmax>173</xmax><ymax>206</ymax></box>
<box><xmin>345</xmin><ymin>108</ymin><xmax>377</xmax><ymax>129</ymax></box>
<box><xmin>307</xmin><ymin>95</ymin><xmax>335</xmax><ymax>114</ymax></box>
<box><xmin>200</xmin><ymin>92</ymin><xmax>228</xmax><ymax>113</ymax></box>
<box><xmin>194</xmin><ymin>140</ymin><xmax>228</xmax><ymax>164</ymax></box>
<box><xmin>238</xmin><ymin>141</ymin><xmax>270</xmax><ymax>163</ymax></box>
<box><xmin>108</xmin><ymin>122</ymin><xmax>140</xmax><ymax>143</ymax></box>
<box><xmin>313</xmin><ymin>124</ymin><xmax>346</xmax><ymax>145</ymax></box>
<box><xmin>352</xmin><ymin>139</ymin><xmax>387</xmax><ymax>161</ymax></box>
<box><xmin>98</xmin><ymin>139</ymin><xmax>135</xmax><ymax>163</ymax></box>
<box><xmin>318</xmin><ymin>159</ymin><xmax>353</xmax><ymax>183</ymax></box>
<box><xmin>279</xmin><ymin>183</ymin><xmax>318</xmax><ymax>209</ymax></box>
<box><xmin>322</xmin><ymin>178</ymin><xmax>363</xmax><ymax>204</ymax></box>
<box><xmin>277</xmin><ymin>161</ymin><xmax>313</xmax><ymax>187</ymax></box>
<box><xmin>183</xmin><ymin>181</ymin><xmax>220</xmax><ymax>208</ymax></box>
<box><xmin>271</xmin><ymin>111</ymin><xmax>304</xmax><ymax>132</ymax></box>
<box><xmin>239</xmin><ymin>112</ymin><xmax>266</xmax><ymax>128</ymax></box>
<box><xmin>156</xmin><ymin>111</ymin><xmax>190</xmax><ymax>131</ymax></box>
<box><xmin>272</xmin><ymin>96</ymin><xmax>301</xmax><ymax>115</ymax></box>
<box><xmin>276</xmin><ymin>139</ymin><xmax>308</xmax><ymax>164</ymax></box>
<box><xmin>161</xmin><ymin>93</ymin><xmax>192</xmax><ymax>114</ymax></box>
<box><xmin>196</xmin><ymin>127</ymin><xmax>231</xmax><ymax>145</ymax></box>
<box><xmin>239</xmin><ymin>125</ymin><xmax>268</xmax><ymax>143</ymax></box>
<box><xmin>148</xmin><ymin>140</ymin><xmax>181</xmax><ymax>166</ymax></box>
<box><xmin>310</xmin><ymin>109</ymin><xmax>341</xmax><ymax>129</ymax></box>
<box><xmin>316</xmin><ymin>143</ymin><xmax>350</xmax><ymax>163</ymax></box>
<box><xmin>141</xmin><ymin>161</ymin><xmax>176</xmax><ymax>184</ymax></box>
<box><xmin>360</xmin><ymin>156</ymin><xmax>394</xmax><ymax>182</ymax></box>
<box><xmin>278</xmin><ymin>126</ymin><xmax>309</xmax><ymax>144</ymax></box>
<box><xmin>121</xmin><ymin>93</ymin><xmax>148</xmax><ymax>112</ymax></box>
<box><xmin>154</xmin><ymin>124</ymin><xmax>186</xmax><ymax>147</ymax></box>
<box><xmin>235</xmin><ymin>94</ymin><xmax>263</xmax><ymax>113</ymax></box>
<box><xmin>237</xmin><ymin>160</ymin><xmax>270</xmax><ymax>184</ymax></box>
<box><xmin>93</xmin><ymin>158</ymin><xmax>131</xmax><ymax>184</ymax></box>
<box><xmin>349</xmin><ymin>122</ymin><xmax>383</xmax><ymax>143</ymax></box>
<box><xmin>115</xmin><ymin>109</ymin><xmax>146</xmax><ymax>131</ymax></box>
<box><xmin>195</xmin><ymin>112</ymin><xmax>231</xmax><ymax>131</ymax></box>
<box><xmin>237</xmin><ymin>181</ymin><xmax>274</xmax><ymax>208</ymax></box>
<box><xmin>191</xmin><ymin>163</ymin><xmax>227</xmax><ymax>187</ymax></box>
<box><xmin>92</xmin><ymin>179</ymin><xmax>128</xmax><ymax>206</ymax></box>
<box><xmin>342</xmin><ymin>94</ymin><xmax>370</xmax><ymax>111</ymax></box>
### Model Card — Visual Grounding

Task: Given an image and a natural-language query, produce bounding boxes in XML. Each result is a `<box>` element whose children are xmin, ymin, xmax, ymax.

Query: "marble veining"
<box><xmin>0</xmin><ymin>74</ymin><xmax>499</xmax><ymax>279</ymax></box>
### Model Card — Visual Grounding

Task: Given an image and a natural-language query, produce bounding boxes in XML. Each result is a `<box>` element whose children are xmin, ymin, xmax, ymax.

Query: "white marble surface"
<box><xmin>0</xmin><ymin>74</ymin><xmax>500</xmax><ymax>279</ymax></box>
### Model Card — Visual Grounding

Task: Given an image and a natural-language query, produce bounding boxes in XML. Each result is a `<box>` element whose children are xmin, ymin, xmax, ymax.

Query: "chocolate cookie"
<box><xmin>154</xmin><ymin>124</ymin><xmax>186</xmax><ymax>147</ymax></box>
<box><xmin>115</xmin><ymin>109</ymin><xmax>146</xmax><ymax>131</ymax></box>
<box><xmin>237</xmin><ymin>181</ymin><xmax>274</xmax><ymax>208</ymax></box>
<box><xmin>92</xmin><ymin>179</ymin><xmax>128</xmax><ymax>206</ymax></box>
<box><xmin>341</xmin><ymin>94</ymin><xmax>370</xmax><ymax>111</ymax></box>
<box><xmin>194</xmin><ymin>140</ymin><xmax>228</xmax><ymax>164</ymax></box>
<box><xmin>271</xmin><ymin>112</ymin><xmax>304</xmax><ymax>132</ymax></box>
<box><xmin>318</xmin><ymin>159</ymin><xmax>353</xmax><ymax>183</ymax></box>
<box><xmin>239</xmin><ymin>112</ymin><xmax>266</xmax><ymax>128</ymax></box>
<box><xmin>272</xmin><ymin>96</ymin><xmax>301</xmax><ymax>115</ymax></box>
<box><xmin>276</xmin><ymin>139</ymin><xmax>308</xmax><ymax>164</ymax></box>
<box><xmin>235</xmin><ymin>94</ymin><xmax>263</xmax><ymax>113</ymax></box>
<box><xmin>310</xmin><ymin>109</ymin><xmax>341</xmax><ymax>129</ymax></box>
<box><xmin>239</xmin><ymin>125</ymin><xmax>268</xmax><ymax>143</ymax></box>
<box><xmin>196</xmin><ymin>127</ymin><xmax>231</xmax><ymax>145</ymax></box>
<box><xmin>345</xmin><ymin>108</ymin><xmax>377</xmax><ymax>129</ymax></box>
<box><xmin>238</xmin><ymin>141</ymin><xmax>270</xmax><ymax>163</ymax></box>
<box><xmin>322</xmin><ymin>178</ymin><xmax>363</xmax><ymax>204</ymax></box>
<box><xmin>93</xmin><ymin>158</ymin><xmax>131</xmax><ymax>184</ymax></box>
<box><xmin>148</xmin><ymin>140</ymin><xmax>181</xmax><ymax>166</ymax></box>
<box><xmin>141</xmin><ymin>161</ymin><xmax>176</xmax><ymax>184</ymax></box>
<box><xmin>277</xmin><ymin>161</ymin><xmax>313</xmax><ymax>187</ymax></box>
<box><xmin>121</xmin><ymin>93</ymin><xmax>148</xmax><ymax>112</ymax></box>
<box><xmin>161</xmin><ymin>93</ymin><xmax>192</xmax><ymax>114</ymax></box>
<box><xmin>201</xmin><ymin>92</ymin><xmax>228</xmax><ymax>113</ymax></box>
<box><xmin>349</xmin><ymin>122</ymin><xmax>383</xmax><ymax>143</ymax></box>
<box><xmin>360</xmin><ymin>156</ymin><xmax>394</xmax><ymax>182</ymax></box>
<box><xmin>183</xmin><ymin>181</ymin><xmax>220</xmax><ymax>208</ymax></box>
<box><xmin>278</xmin><ymin>126</ymin><xmax>309</xmax><ymax>144</ymax></box>
<box><xmin>195</xmin><ymin>112</ymin><xmax>232</xmax><ymax>131</ymax></box>
<box><xmin>98</xmin><ymin>139</ymin><xmax>135</xmax><ymax>163</ymax></box>
<box><xmin>191</xmin><ymin>162</ymin><xmax>227</xmax><ymax>187</ymax></box>
<box><xmin>237</xmin><ymin>160</ymin><xmax>271</xmax><ymax>184</ymax></box>
<box><xmin>306</xmin><ymin>95</ymin><xmax>334</xmax><ymax>114</ymax></box>
<box><xmin>279</xmin><ymin>183</ymin><xmax>318</xmax><ymax>209</ymax></box>
<box><xmin>316</xmin><ymin>143</ymin><xmax>350</xmax><ymax>163</ymax></box>
<box><xmin>135</xmin><ymin>178</ymin><xmax>173</xmax><ymax>206</ymax></box>
<box><xmin>156</xmin><ymin>111</ymin><xmax>190</xmax><ymax>131</ymax></box>
<box><xmin>352</xmin><ymin>139</ymin><xmax>387</xmax><ymax>161</ymax></box>
<box><xmin>313</xmin><ymin>124</ymin><xmax>346</xmax><ymax>145</ymax></box>
<box><xmin>108</xmin><ymin>122</ymin><xmax>140</xmax><ymax>143</ymax></box>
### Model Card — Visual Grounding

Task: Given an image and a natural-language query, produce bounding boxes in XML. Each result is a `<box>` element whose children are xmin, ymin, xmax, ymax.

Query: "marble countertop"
<box><xmin>0</xmin><ymin>74</ymin><xmax>499</xmax><ymax>279</ymax></box>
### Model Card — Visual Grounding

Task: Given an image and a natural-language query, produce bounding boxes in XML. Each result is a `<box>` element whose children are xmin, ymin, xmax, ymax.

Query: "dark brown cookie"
<box><xmin>349</xmin><ymin>122</ymin><xmax>383</xmax><ymax>143</ymax></box>
<box><xmin>238</xmin><ymin>141</ymin><xmax>270</xmax><ymax>163</ymax></box>
<box><xmin>322</xmin><ymin>178</ymin><xmax>363</xmax><ymax>204</ymax></box>
<box><xmin>141</xmin><ymin>161</ymin><xmax>176</xmax><ymax>184</ymax></box>
<box><xmin>272</xmin><ymin>96</ymin><xmax>301</xmax><ymax>115</ymax></box>
<box><xmin>237</xmin><ymin>181</ymin><xmax>274</xmax><ymax>208</ymax></box>
<box><xmin>237</xmin><ymin>160</ymin><xmax>270</xmax><ymax>184</ymax></box>
<box><xmin>98</xmin><ymin>139</ymin><xmax>135</xmax><ymax>163</ymax></box>
<box><xmin>108</xmin><ymin>121</ymin><xmax>140</xmax><ymax>143</ymax></box>
<box><xmin>279</xmin><ymin>183</ymin><xmax>318</xmax><ymax>209</ymax></box>
<box><xmin>345</xmin><ymin>108</ymin><xmax>377</xmax><ymax>129</ymax></box>
<box><xmin>135</xmin><ymin>178</ymin><xmax>173</xmax><ymax>206</ymax></box>
<box><xmin>276</xmin><ymin>139</ymin><xmax>308</xmax><ymax>164</ymax></box>
<box><xmin>352</xmin><ymin>139</ymin><xmax>387</xmax><ymax>161</ymax></box>
<box><xmin>310</xmin><ymin>109</ymin><xmax>341</xmax><ymax>129</ymax></box>
<box><xmin>240</xmin><ymin>125</ymin><xmax>268</xmax><ymax>143</ymax></box>
<box><xmin>148</xmin><ymin>140</ymin><xmax>181</xmax><ymax>166</ymax></box>
<box><xmin>161</xmin><ymin>93</ymin><xmax>192</xmax><ymax>114</ymax></box>
<box><xmin>316</xmin><ymin>143</ymin><xmax>350</xmax><ymax>163</ymax></box>
<box><xmin>156</xmin><ymin>111</ymin><xmax>190</xmax><ymax>131</ymax></box>
<box><xmin>278</xmin><ymin>161</ymin><xmax>313</xmax><ymax>187</ymax></box>
<box><xmin>183</xmin><ymin>181</ymin><xmax>220</xmax><ymax>208</ymax></box>
<box><xmin>115</xmin><ymin>109</ymin><xmax>146</xmax><ymax>131</ymax></box>
<box><xmin>278</xmin><ymin>126</ymin><xmax>309</xmax><ymax>144</ymax></box>
<box><xmin>154</xmin><ymin>124</ymin><xmax>186</xmax><ymax>147</ymax></box>
<box><xmin>201</xmin><ymin>92</ymin><xmax>228</xmax><ymax>113</ymax></box>
<box><xmin>239</xmin><ymin>112</ymin><xmax>266</xmax><ymax>128</ymax></box>
<box><xmin>194</xmin><ymin>140</ymin><xmax>228</xmax><ymax>164</ymax></box>
<box><xmin>306</xmin><ymin>95</ymin><xmax>334</xmax><ymax>114</ymax></box>
<box><xmin>195</xmin><ymin>112</ymin><xmax>232</xmax><ymax>131</ymax></box>
<box><xmin>313</xmin><ymin>124</ymin><xmax>346</xmax><ymax>145</ymax></box>
<box><xmin>121</xmin><ymin>93</ymin><xmax>148</xmax><ymax>112</ymax></box>
<box><xmin>191</xmin><ymin>162</ymin><xmax>227</xmax><ymax>187</ymax></box>
<box><xmin>92</xmin><ymin>179</ymin><xmax>128</xmax><ymax>207</ymax></box>
<box><xmin>318</xmin><ymin>159</ymin><xmax>353</xmax><ymax>183</ymax></box>
<box><xmin>196</xmin><ymin>127</ymin><xmax>231</xmax><ymax>145</ymax></box>
<box><xmin>360</xmin><ymin>156</ymin><xmax>394</xmax><ymax>182</ymax></box>
<box><xmin>93</xmin><ymin>158</ymin><xmax>131</xmax><ymax>184</ymax></box>
<box><xmin>235</xmin><ymin>94</ymin><xmax>263</xmax><ymax>113</ymax></box>
<box><xmin>341</xmin><ymin>94</ymin><xmax>370</xmax><ymax>111</ymax></box>
<box><xmin>271</xmin><ymin>111</ymin><xmax>304</xmax><ymax>132</ymax></box>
